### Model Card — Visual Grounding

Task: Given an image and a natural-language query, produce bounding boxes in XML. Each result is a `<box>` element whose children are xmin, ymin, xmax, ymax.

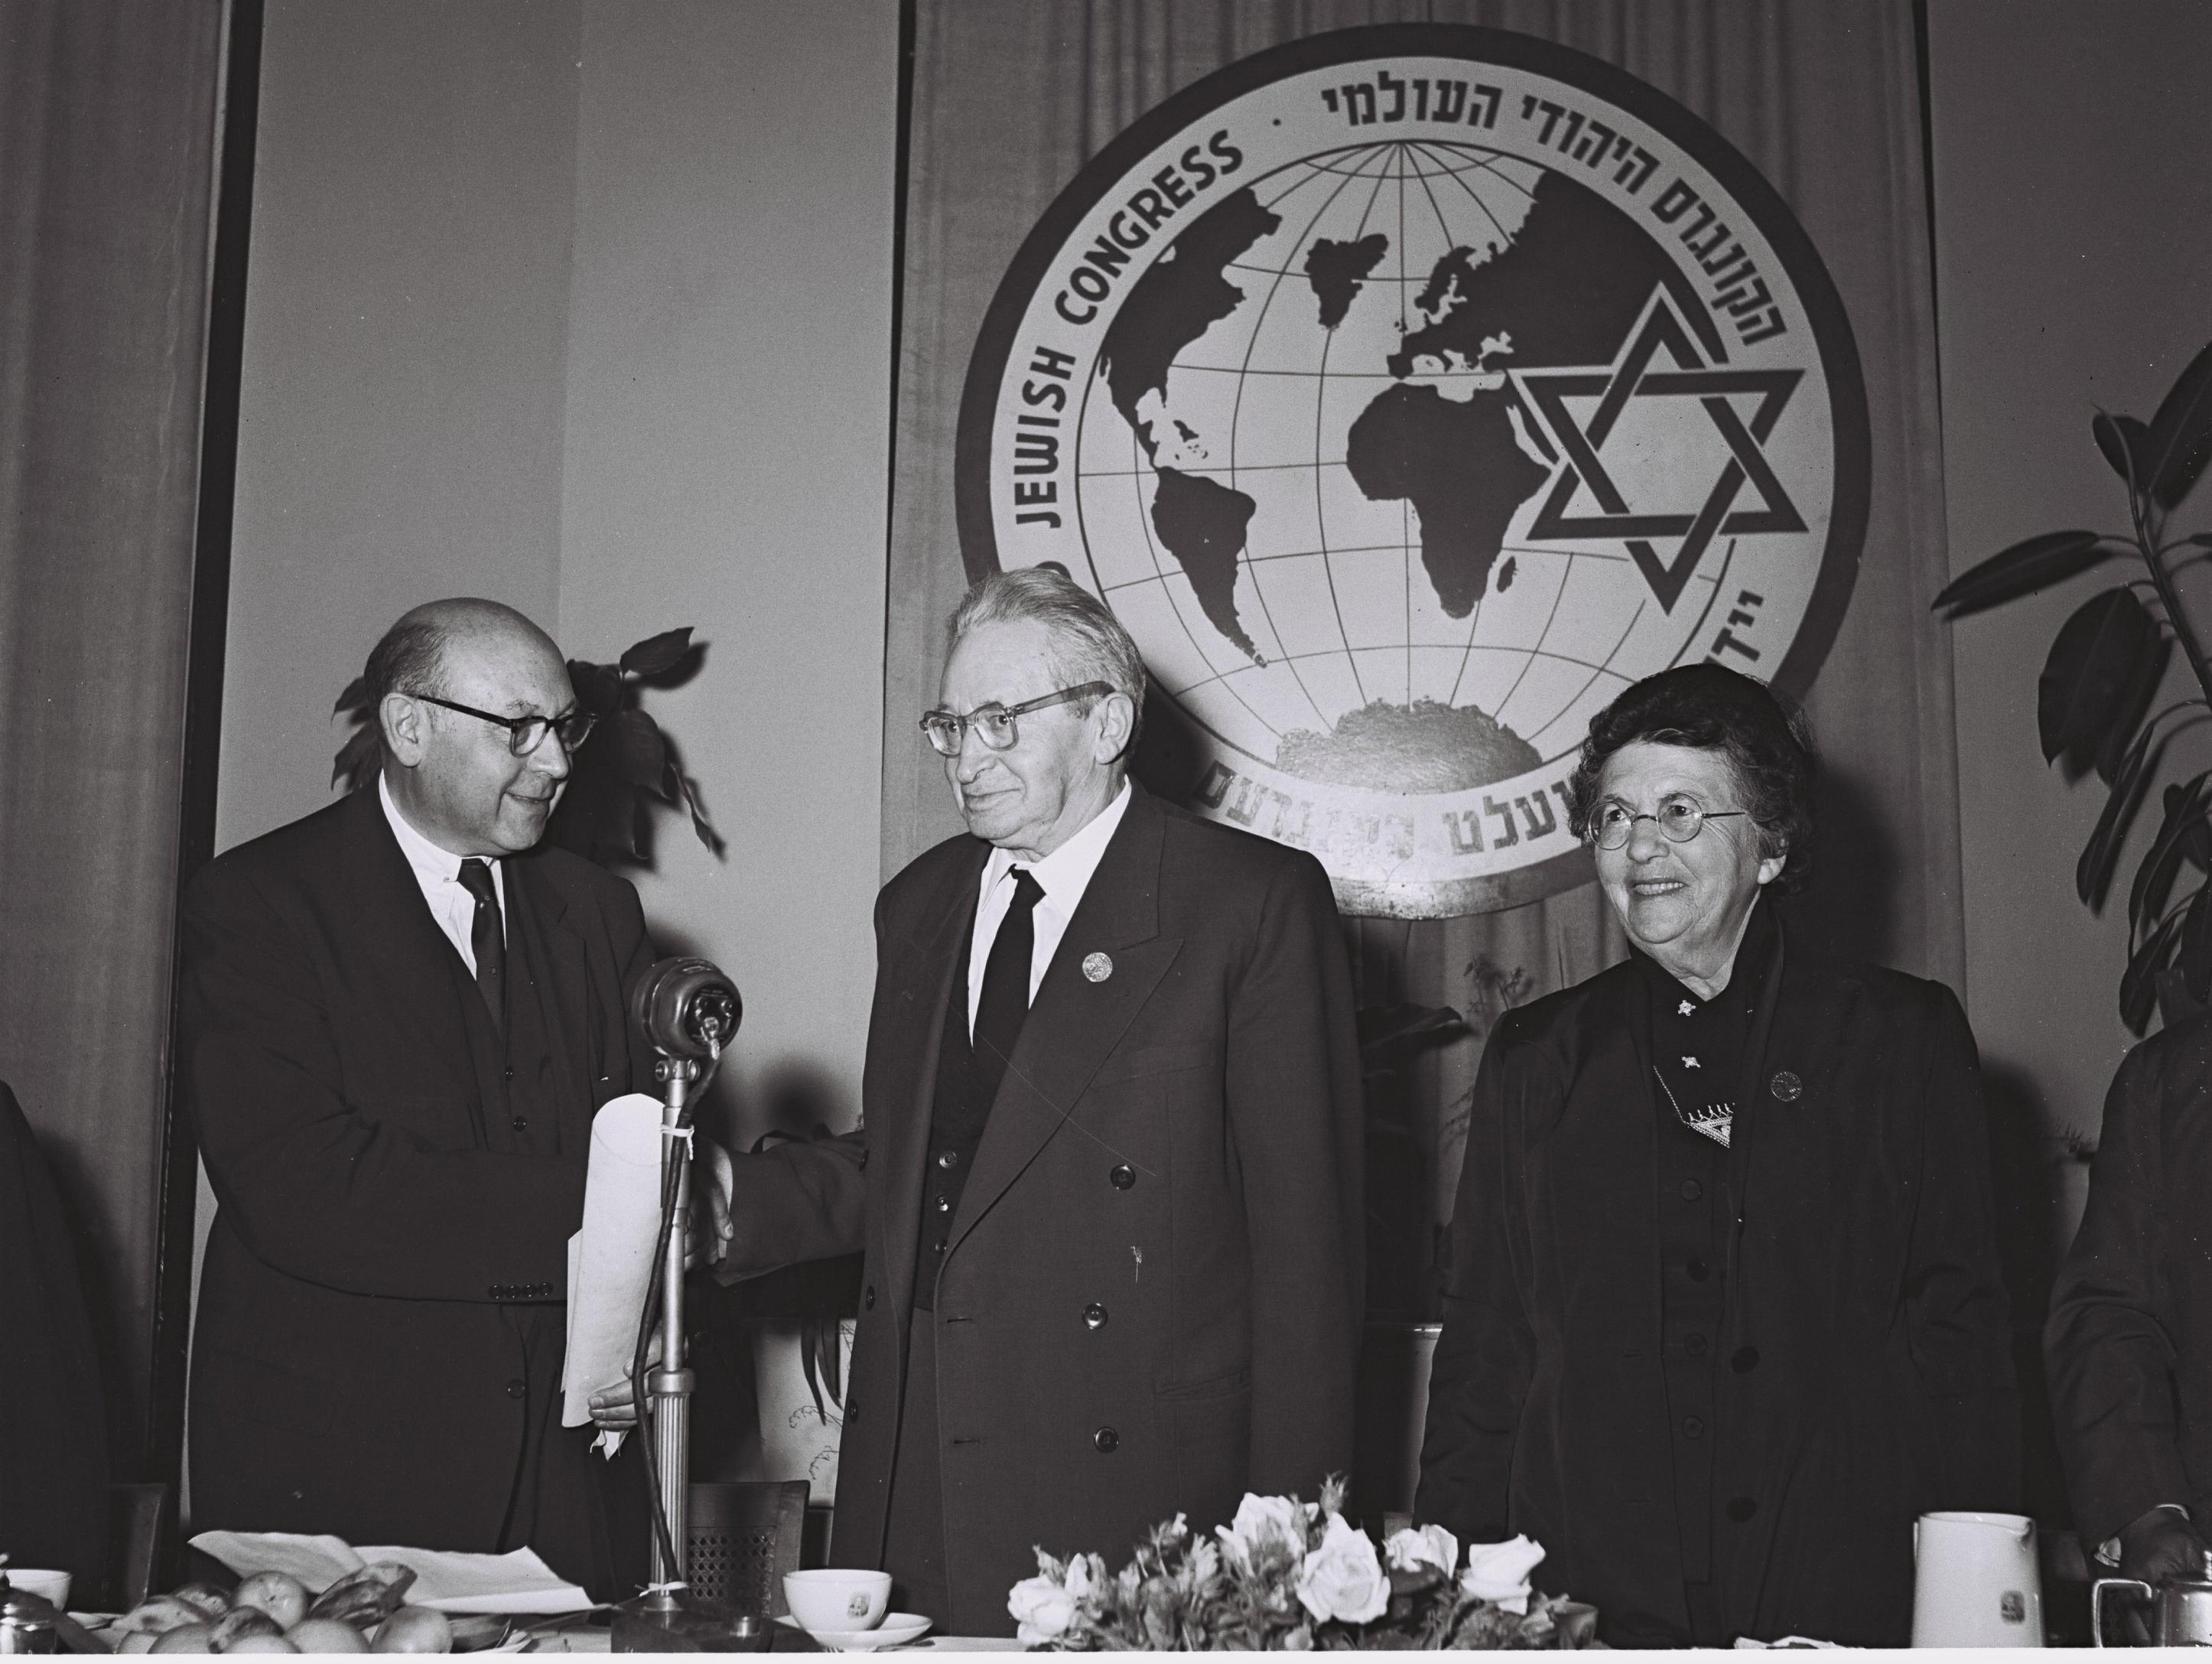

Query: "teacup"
<box><xmin>6</xmin><ymin>1569</ymin><xmax>71</xmax><ymax>1611</ymax></box>
<box><xmin>783</xmin><ymin>1568</ymin><xmax>893</xmax><ymax>1634</ymax></box>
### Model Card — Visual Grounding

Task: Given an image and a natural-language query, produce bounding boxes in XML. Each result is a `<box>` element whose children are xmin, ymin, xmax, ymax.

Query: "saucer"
<box><xmin>776</xmin><ymin>1611</ymin><xmax>932</xmax><ymax>1651</ymax></box>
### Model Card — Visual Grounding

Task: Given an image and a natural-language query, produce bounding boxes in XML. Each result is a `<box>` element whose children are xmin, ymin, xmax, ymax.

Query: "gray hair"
<box><xmin>363</xmin><ymin>616</ymin><xmax>451</xmax><ymax>703</ymax></box>
<box><xmin>948</xmin><ymin>568</ymin><xmax>1147</xmax><ymax>731</ymax></box>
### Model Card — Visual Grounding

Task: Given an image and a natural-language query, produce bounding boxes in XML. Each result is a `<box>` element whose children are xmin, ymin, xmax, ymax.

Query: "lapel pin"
<box><xmin>1769</xmin><ymin>1070</ymin><xmax>1802</xmax><ymax>1102</ymax></box>
<box><xmin>1082</xmin><ymin>952</ymin><xmax>1114</xmax><ymax>983</ymax></box>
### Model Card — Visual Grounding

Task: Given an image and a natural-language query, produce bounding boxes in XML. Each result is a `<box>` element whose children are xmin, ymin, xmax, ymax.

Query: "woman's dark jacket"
<box><xmin>1416</xmin><ymin>913</ymin><xmax>2018</xmax><ymax>1646</ymax></box>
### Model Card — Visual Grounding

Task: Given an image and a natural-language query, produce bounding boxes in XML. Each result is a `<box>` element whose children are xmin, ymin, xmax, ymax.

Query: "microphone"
<box><xmin>629</xmin><ymin>956</ymin><xmax>741</xmax><ymax>1063</ymax></box>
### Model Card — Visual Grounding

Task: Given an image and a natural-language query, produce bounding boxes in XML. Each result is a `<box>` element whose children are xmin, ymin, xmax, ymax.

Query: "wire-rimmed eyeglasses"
<box><xmin>411</xmin><ymin>693</ymin><xmax>597</xmax><ymax>757</ymax></box>
<box><xmin>919</xmin><ymin>681</ymin><xmax>1113</xmax><ymax>757</ymax></box>
<box><xmin>1589</xmin><ymin>796</ymin><xmax>1754</xmax><ymax>851</ymax></box>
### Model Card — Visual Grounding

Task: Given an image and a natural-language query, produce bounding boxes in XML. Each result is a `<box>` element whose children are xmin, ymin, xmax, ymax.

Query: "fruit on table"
<box><xmin>230</xmin><ymin>1572</ymin><xmax>310</xmax><ymax>1630</ymax></box>
<box><xmin>112</xmin><ymin>1561</ymin><xmax>451</xmax><ymax>1654</ymax></box>
<box><xmin>117</xmin><ymin>1597</ymin><xmax>206</xmax><ymax>1636</ymax></box>
<box><xmin>369</xmin><ymin>1607</ymin><xmax>454</xmax><ymax>1653</ymax></box>
<box><xmin>208</xmin><ymin>1608</ymin><xmax>285</xmax><ymax>1650</ymax></box>
<box><xmin>304</xmin><ymin>1564</ymin><xmax>417</xmax><ymax>1630</ymax></box>
<box><xmin>282</xmin><ymin>1618</ymin><xmax>370</xmax><ymax>1653</ymax></box>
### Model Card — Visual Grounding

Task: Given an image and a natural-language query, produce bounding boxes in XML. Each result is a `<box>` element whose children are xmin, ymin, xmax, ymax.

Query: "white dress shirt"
<box><xmin>379</xmin><ymin>772</ymin><xmax>506</xmax><ymax>975</ymax></box>
<box><xmin>965</xmin><ymin>779</ymin><xmax>1132</xmax><ymax>1037</ymax></box>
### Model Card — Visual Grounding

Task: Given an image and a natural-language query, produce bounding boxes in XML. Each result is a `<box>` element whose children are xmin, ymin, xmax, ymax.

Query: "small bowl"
<box><xmin>6</xmin><ymin>1569</ymin><xmax>71</xmax><ymax>1610</ymax></box>
<box><xmin>782</xmin><ymin>1569</ymin><xmax>893</xmax><ymax>1635</ymax></box>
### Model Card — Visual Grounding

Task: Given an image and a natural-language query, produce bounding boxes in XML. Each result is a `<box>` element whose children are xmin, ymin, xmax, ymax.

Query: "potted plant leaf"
<box><xmin>1934</xmin><ymin>340</ymin><xmax>2212</xmax><ymax>1033</ymax></box>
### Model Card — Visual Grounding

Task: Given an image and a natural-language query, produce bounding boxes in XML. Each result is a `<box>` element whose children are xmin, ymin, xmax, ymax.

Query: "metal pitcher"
<box><xmin>2093</xmin><ymin>1550</ymin><xmax>2212</xmax><ymax>1646</ymax></box>
<box><xmin>0</xmin><ymin>1561</ymin><xmax>57</xmax><ymax>1656</ymax></box>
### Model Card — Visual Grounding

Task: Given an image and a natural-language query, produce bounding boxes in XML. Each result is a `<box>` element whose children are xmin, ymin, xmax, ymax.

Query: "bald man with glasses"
<box><xmin>182</xmin><ymin>598</ymin><xmax>655</xmax><ymax>1597</ymax></box>
<box><xmin>705</xmin><ymin>568</ymin><xmax>1365</xmax><ymax>1637</ymax></box>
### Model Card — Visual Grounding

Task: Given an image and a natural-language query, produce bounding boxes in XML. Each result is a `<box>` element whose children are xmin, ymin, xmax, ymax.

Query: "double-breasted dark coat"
<box><xmin>182</xmin><ymin>785</ymin><xmax>653</xmax><ymax>1591</ymax></box>
<box><xmin>1417</xmin><ymin>916</ymin><xmax>2017</xmax><ymax>1646</ymax></box>
<box><xmin>720</xmin><ymin>783</ymin><xmax>1365</xmax><ymax>1635</ymax></box>
<box><xmin>2047</xmin><ymin>1014</ymin><xmax>2212</xmax><ymax>1546</ymax></box>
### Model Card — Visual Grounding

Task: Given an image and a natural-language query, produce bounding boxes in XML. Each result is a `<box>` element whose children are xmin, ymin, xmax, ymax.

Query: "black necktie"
<box><xmin>457</xmin><ymin>858</ymin><xmax>506</xmax><ymax>1028</ymax></box>
<box><xmin>969</xmin><ymin>868</ymin><xmax>1044</xmax><ymax>1111</ymax></box>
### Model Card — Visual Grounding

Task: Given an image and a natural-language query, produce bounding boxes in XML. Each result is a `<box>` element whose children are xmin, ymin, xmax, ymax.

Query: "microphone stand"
<box><xmin>610</xmin><ymin>960</ymin><xmax>762</xmax><ymax>1653</ymax></box>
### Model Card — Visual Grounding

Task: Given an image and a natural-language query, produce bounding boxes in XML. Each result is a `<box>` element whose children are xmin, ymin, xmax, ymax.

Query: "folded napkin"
<box><xmin>188</xmin><ymin>1530</ymin><xmax>593</xmax><ymax>1614</ymax></box>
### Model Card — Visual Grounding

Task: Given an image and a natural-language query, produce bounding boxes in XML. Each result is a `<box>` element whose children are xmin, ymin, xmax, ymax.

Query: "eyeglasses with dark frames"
<box><xmin>410</xmin><ymin>693</ymin><xmax>597</xmax><ymax>757</ymax></box>
<box><xmin>1589</xmin><ymin>796</ymin><xmax>1754</xmax><ymax>851</ymax></box>
<box><xmin>919</xmin><ymin>681</ymin><xmax>1114</xmax><ymax>757</ymax></box>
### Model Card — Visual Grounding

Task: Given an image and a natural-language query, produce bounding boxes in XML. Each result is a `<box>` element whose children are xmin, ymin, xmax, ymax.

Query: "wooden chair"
<box><xmin>685</xmin><ymin>1480</ymin><xmax>807</xmax><ymax>1619</ymax></box>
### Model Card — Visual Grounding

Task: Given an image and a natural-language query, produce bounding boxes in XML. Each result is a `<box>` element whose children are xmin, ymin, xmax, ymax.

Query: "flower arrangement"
<box><xmin>1006</xmin><ymin>1479</ymin><xmax>1595</xmax><ymax>1650</ymax></box>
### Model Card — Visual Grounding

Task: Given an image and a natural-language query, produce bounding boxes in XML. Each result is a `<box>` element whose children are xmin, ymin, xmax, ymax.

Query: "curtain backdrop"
<box><xmin>885</xmin><ymin>0</ymin><xmax>1957</xmax><ymax>1294</ymax></box>
<box><xmin>0</xmin><ymin>2</ymin><xmax>226</xmax><ymax>1476</ymax></box>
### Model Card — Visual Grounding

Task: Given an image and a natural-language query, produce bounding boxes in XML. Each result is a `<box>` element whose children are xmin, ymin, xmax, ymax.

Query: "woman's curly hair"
<box><xmin>1564</xmin><ymin>664</ymin><xmax>1818</xmax><ymax>894</ymax></box>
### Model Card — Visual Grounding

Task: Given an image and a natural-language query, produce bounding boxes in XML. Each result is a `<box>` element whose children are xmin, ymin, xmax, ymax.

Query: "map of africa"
<box><xmin>1091</xmin><ymin>155</ymin><xmax>1699</xmax><ymax>786</ymax></box>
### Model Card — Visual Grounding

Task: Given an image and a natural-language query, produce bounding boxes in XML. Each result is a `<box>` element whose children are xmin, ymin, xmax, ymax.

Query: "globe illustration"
<box><xmin>1069</xmin><ymin>138</ymin><xmax>1745</xmax><ymax>793</ymax></box>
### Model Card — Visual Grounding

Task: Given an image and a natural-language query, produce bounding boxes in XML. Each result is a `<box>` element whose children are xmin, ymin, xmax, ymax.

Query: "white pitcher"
<box><xmin>1912</xmin><ymin>1511</ymin><xmax>2044</xmax><ymax>1647</ymax></box>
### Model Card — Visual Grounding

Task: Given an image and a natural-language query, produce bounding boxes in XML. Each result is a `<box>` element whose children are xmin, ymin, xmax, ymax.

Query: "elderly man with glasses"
<box><xmin>706</xmin><ymin>567</ymin><xmax>1365</xmax><ymax>1636</ymax></box>
<box><xmin>181</xmin><ymin>598</ymin><xmax>656</xmax><ymax>1599</ymax></box>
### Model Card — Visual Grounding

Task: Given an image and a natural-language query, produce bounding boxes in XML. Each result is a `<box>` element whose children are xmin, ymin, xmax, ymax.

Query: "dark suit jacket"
<box><xmin>0</xmin><ymin>1083</ymin><xmax>110</xmax><ymax>1597</ymax></box>
<box><xmin>719</xmin><ymin>784</ymin><xmax>1365</xmax><ymax>1634</ymax></box>
<box><xmin>182</xmin><ymin>786</ymin><xmax>652</xmax><ymax>1565</ymax></box>
<box><xmin>2047</xmin><ymin>1014</ymin><xmax>2212</xmax><ymax>1545</ymax></box>
<box><xmin>1417</xmin><ymin>917</ymin><xmax>2017</xmax><ymax>1647</ymax></box>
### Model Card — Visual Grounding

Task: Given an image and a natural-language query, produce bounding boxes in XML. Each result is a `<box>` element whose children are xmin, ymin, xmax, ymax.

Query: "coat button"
<box><xmin>1679</xmin><ymin>1179</ymin><xmax>1703</xmax><ymax>1201</ymax></box>
<box><xmin>864</xmin><ymin>1285</ymin><xmax>876</xmax><ymax>1310</ymax></box>
<box><xmin>1681</xmin><ymin>1415</ymin><xmax>1705</xmax><ymax>1439</ymax></box>
<box><xmin>506</xmin><ymin>1379</ymin><xmax>525</xmax><ymax>1400</ymax></box>
<box><xmin>937</xmin><ymin>1150</ymin><xmax>959</xmax><ymax>1170</ymax></box>
<box><xmin>1083</xmin><ymin>1302</ymin><xmax>1108</xmax><ymax>1330</ymax></box>
<box><xmin>503</xmin><ymin>1066</ymin><xmax>516</xmax><ymax>1081</ymax></box>
<box><xmin>1685</xmin><ymin>1333</ymin><xmax>1707</xmax><ymax>1357</ymax></box>
<box><xmin>1770</xmin><ymin>1070</ymin><xmax>1802</xmax><ymax>1102</ymax></box>
<box><xmin>1726</xmin><ymin>1496</ymin><xmax>1758</xmax><ymax>1522</ymax></box>
<box><xmin>1732</xmin><ymin>1346</ymin><xmax>1760</xmax><ymax>1373</ymax></box>
<box><xmin>1092</xmin><ymin>1427</ymin><xmax>1119</xmax><ymax>1453</ymax></box>
<box><xmin>510</xmin><ymin>1115</ymin><xmax>529</xmax><ymax>1132</ymax></box>
<box><xmin>1110</xmin><ymin>1164</ymin><xmax>1136</xmax><ymax>1190</ymax></box>
<box><xmin>935</xmin><ymin>1193</ymin><xmax>952</xmax><ymax>1214</ymax></box>
<box><xmin>1685</xmin><ymin>1258</ymin><xmax>1709</xmax><ymax>1282</ymax></box>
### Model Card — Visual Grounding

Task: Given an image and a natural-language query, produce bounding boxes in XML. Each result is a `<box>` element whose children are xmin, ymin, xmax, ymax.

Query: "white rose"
<box><xmin>1216</xmin><ymin>1493</ymin><xmax>1306</xmax><ymax>1565</ymax></box>
<box><xmin>1064</xmin><ymin>1553</ymin><xmax>1101</xmax><ymax>1601</ymax></box>
<box><xmin>1459</xmin><ymin>1535</ymin><xmax>1547</xmax><ymax>1616</ymax></box>
<box><xmin>1007</xmin><ymin>1573</ymin><xmax>1076</xmax><ymax>1645</ymax></box>
<box><xmin>1296</xmin><ymin>1513</ymin><xmax>1389</xmax><ymax>1625</ymax></box>
<box><xmin>1384</xmin><ymin>1522</ymin><xmax>1459</xmax><ymax>1578</ymax></box>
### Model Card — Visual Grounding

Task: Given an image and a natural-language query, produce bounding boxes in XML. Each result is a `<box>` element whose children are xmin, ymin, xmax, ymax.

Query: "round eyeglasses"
<box><xmin>1589</xmin><ymin>796</ymin><xmax>1754</xmax><ymax>850</ymax></box>
<box><xmin>919</xmin><ymin>681</ymin><xmax>1113</xmax><ymax>757</ymax></box>
<box><xmin>410</xmin><ymin>692</ymin><xmax>597</xmax><ymax>757</ymax></box>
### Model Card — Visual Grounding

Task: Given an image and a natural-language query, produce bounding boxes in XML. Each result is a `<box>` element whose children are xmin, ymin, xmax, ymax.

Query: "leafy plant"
<box><xmin>1933</xmin><ymin>339</ymin><xmax>2212</xmax><ymax>1032</ymax></box>
<box><xmin>333</xmin><ymin>627</ymin><xmax>724</xmax><ymax>869</ymax></box>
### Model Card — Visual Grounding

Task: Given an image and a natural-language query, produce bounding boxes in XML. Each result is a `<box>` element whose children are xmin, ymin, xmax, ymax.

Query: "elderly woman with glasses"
<box><xmin>1415</xmin><ymin>664</ymin><xmax>2017</xmax><ymax>1649</ymax></box>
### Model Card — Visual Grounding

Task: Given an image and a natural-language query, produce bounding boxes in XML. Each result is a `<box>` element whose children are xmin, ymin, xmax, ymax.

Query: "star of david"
<box><xmin>1683</xmin><ymin>1056</ymin><xmax>1701</xmax><ymax>1069</ymax></box>
<box><xmin>1512</xmin><ymin>290</ymin><xmax>1806</xmax><ymax>612</ymax></box>
<box><xmin>1678</xmin><ymin>1000</ymin><xmax>1696</xmax><ymax>1017</ymax></box>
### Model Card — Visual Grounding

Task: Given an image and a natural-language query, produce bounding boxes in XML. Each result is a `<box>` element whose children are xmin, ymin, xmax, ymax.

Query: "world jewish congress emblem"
<box><xmin>957</xmin><ymin>25</ymin><xmax>1867</xmax><ymax>918</ymax></box>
